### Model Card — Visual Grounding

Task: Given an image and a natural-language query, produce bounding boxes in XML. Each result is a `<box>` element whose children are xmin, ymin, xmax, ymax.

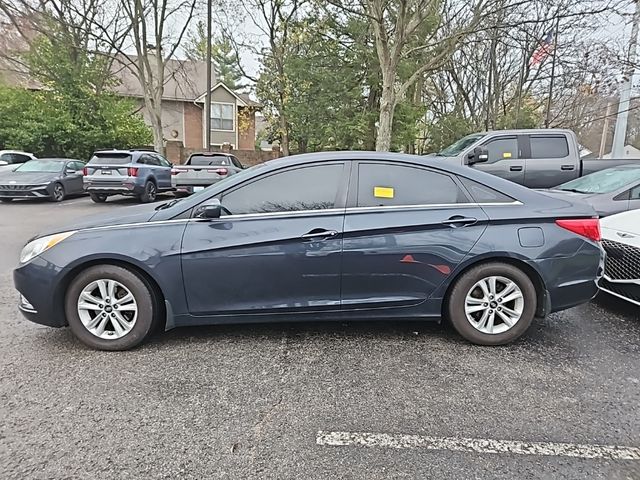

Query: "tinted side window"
<box><xmin>459</xmin><ymin>177</ymin><xmax>515</xmax><ymax>203</ymax></box>
<box><xmin>530</xmin><ymin>136</ymin><xmax>569</xmax><ymax>158</ymax></box>
<box><xmin>156</xmin><ymin>155</ymin><xmax>171</xmax><ymax>167</ymax></box>
<box><xmin>147</xmin><ymin>155</ymin><xmax>161</xmax><ymax>166</ymax></box>
<box><xmin>231</xmin><ymin>156</ymin><xmax>242</xmax><ymax>168</ymax></box>
<box><xmin>631</xmin><ymin>185</ymin><xmax>640</xmax><ymax>200</ymax></box>
<box><xmin>136</xmin><ymin>155</ymin><xmax>148</xmax><ymax>165</ymax></box>
<box><xmin>483</xmin><ymin>137</ymin><xmax>518</xmax><ymax>163</ymax></box>
<box><xmin>1</xmin><ymin>153</ymin><xmax>29</xmax><ymax>164</ymax></box>
<box><xmin>221</xmin><ymin>164</ymin><xmax>343</xmax><ymax>215</ymax></box>
<box><xmin>357</xmin><ymin>163</ymin><xmax>467</xmax><ymax>207</ymax></box>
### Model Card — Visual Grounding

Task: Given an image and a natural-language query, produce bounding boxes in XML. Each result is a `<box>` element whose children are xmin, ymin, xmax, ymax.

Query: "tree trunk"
<box><xmin>376</xmin><ymin>82</ymin><xmax>396</xmax><ymax>151</ymax></box>
<box><xmin>278</xmin><ymin>103</ymin><xmax>290</xmax><ymax>156</ymax></box>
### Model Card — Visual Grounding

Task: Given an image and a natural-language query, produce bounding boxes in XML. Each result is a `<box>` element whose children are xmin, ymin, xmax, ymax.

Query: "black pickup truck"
<box><xmin>429</xmin><ymin>129</ymin><xmax>640</xmax><ymax>188</ymax></box>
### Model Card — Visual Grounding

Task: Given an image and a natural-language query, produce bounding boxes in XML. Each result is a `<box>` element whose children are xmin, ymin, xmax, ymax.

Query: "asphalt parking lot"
<box><xmin>1</xmin><ymin>196</ymin><xmax>639</xmax><ymax>479</ymax></box>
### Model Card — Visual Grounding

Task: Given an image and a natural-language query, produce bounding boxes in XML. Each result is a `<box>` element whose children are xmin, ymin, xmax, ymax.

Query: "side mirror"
<box><xmin>468</xmin><ymin>146</ymin><xmax>489</xmax><ymax>165</ymax></box>
<box><xmin>66</xmin><ymin>169</ymin><xmax>77</xmax><ymax>175</ymax></box>
<box><xmin>197</xmin><ymin>199</ymin><xmax>222</xmax><ymax>219</ymax></box>
<box><xmin>0</xmin><ymin>160</ymin><xmax>8</xmax><ymax>166</ymax></box>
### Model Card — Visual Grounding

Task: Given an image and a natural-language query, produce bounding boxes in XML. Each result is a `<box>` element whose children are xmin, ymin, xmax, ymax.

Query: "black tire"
<box><xmin>446</xmin><ymin>262</ymin><xmax>537</xmax><ymax>346</ymax></box>
<box><xmin>65</xmin><ymin>265</ymin><xmax>160</xmax><ymax>351</ymax></box>
<box><xmin>50</xmin><ymin>182</ymin><xmax>65</xmax><ymax>202</ymax></box>
<box><xmin>90</xmin><ymin>193</ymin><xmax>108</xmax><ymax>203</ymax></box>
<box><xmin>0</xmin><ymin>198</ymin><xmax>12</xmax><ymax>203</ymax></box>
<box><xmin>139</xmin><ymin>181</ymin><xmax>157</xmax><ymax>203</ymax></box>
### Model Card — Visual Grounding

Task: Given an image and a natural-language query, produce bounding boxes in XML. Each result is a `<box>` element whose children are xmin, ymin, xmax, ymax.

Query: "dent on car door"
<box><xmin>470</xmin><ymin>136</ymin><xmax>525</xmax><ymax>184</ymax></box>
<box><xmin>341</xmin><ymin>162</ymin><xmax>489</xmax><ymax>309</ymax></box>
<box><xmin>180</xmin><ymin>162</ymin><xmax>348</xmax><ymax>316</ymax></box>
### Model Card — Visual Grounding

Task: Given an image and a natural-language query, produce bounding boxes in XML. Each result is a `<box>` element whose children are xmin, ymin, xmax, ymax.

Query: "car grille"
<box><xmin>0</xmin><ymin>184</ymin><xmax>31</xmax><ymax>191</ymax></box>
<box><xmin>599</xmin><ymin>277</ymin><xmax>640</xmax><ymax>303</ymax></box>
<box><xmin>601</xmin><ymin>239</ymin><xmax>640</xmax><ymax>280</ymax></box>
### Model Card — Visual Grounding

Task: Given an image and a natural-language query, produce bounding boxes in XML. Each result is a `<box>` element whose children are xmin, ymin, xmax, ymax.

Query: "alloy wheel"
<box><xmin>147</xmin><ymin>182</ymin><xmax>156</xmax><ymax>201</ymax></box>
<box><xmin>77</xmin><ymin>279</ymin><xmax>138</xmax><ymax>339</ymax></box>
<box><xmin>464</xmin><ymin>275</ymin><xmax>524</xmax><ymax>334</ymax></box>
<box><xmin>52</xmin><ymin>184</ymin><xmax>64</xmax><ymax>201</ymax></box>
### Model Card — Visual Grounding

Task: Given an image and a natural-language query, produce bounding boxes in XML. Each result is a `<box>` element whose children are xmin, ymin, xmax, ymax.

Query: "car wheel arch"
<box><xmin>439</xmin><ymin>255</ymin><xmax>549</xmax><ymax>318</ymax></box>
<box><xmin>56</xmin><ymin>257</ymin><xmax>168</xmax><ymax>329</ymax></box>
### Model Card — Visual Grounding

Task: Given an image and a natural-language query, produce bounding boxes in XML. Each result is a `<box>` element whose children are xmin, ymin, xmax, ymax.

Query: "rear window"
<box><xmin>89</xmin><ymin>154</ymin><xmax>132</xmax><ymax>165</ymax></box>
<box><xmin>189</xmin><ymin>155</ymin><xmax>233</xmax><ymax>166</ymax></box>
<box><xmin>530</xmin><ymin>136</ymin><xmax>569</xmax><ymax>159</ymax></box>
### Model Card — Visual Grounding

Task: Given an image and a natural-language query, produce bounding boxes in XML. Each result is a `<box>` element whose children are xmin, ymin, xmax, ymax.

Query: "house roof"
<box><xmin>194</xmin><ymin>82</ymin><xmax>261</xmax><ymax>108</ymax></box>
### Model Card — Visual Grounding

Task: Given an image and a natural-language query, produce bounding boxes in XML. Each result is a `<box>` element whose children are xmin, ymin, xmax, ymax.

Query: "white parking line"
<box><xmin>316</xmin><ymin>431</ymin><xmax>640</xmax><ymax>460</ymax></box>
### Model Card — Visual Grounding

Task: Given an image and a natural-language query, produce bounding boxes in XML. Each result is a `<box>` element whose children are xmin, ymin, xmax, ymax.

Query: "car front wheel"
<box><xmin>50</xmin><ymin>183</ymin><xmax>65</xmax><ymax>202</ymax></box>
<box><xmin>65</xmin><ymin>265</ymin><xmax>159</xmax><ymax>350</ymax></box>
<box><xmin>446</xmin><ymin>262</ymin><xmax>537</xmax><ymax>345</ymax></box>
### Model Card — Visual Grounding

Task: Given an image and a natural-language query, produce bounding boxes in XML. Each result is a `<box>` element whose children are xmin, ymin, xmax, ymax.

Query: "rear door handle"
<box><xmin>509</xmin><ymin>165</ymin><xmax>523</xmax><ymax>171</ymax></box>
<box><xmin>561</xmin><ymin>164</ymin><xmax>575</xmax><ymax>171</ymax></box>
<box><xmin>301</xmin><ymin>229</ymin><xmax>339</xmax><ymax>240</ymax></box>
<box><xmin>441</xmin><ymin>216</ymin><xmax>478</xmax><ymax>228</ymax></box>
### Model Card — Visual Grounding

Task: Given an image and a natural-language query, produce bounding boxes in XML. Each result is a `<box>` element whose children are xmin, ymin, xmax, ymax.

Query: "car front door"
<box><xmin>180</xmin><ymin>162</ymin><xmax>348</xmax><ymax>315</ymax></box>
<box><xmin>341</xmin><ymin>162</ymin><xmax>489</xmax><ymax>309</ymax></box>
<box><xmin>469</xmin><ymin>135</ymin><xmax>525</xmax><ymax>185</ymax></box>
<box><xmin>523</xmin><ymin>134</ymin><xmax>577</xmax><ymax>188</ymax></box>
<box><xmin>63</xmin><ymin>161</ymin><xmax>85</xmax><ymax>194</ymax></box>
<box><xmin>155</xmin><ymin>154</ymin><xmax>173</xmax><ymax>189</ymax></box>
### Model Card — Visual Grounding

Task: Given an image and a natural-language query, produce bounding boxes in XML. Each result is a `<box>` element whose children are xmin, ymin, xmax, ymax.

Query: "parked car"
<box><xmin>540</xmin><ymin>165</ymin><xmax>640</xmax><ymax>217</ymax></box>
<box><xmin>0</xmin><ymin>158</ymin><xmax>86</xmax><ymax>203</ymax></box>
<box><xmin>14</xmin><ymin>151</ymin><xmax>604</xmax><ymax>350</ymax></box>
<box><xmin>0</xmin><ymin>150</ymin><xmax>37</xmax><ymax>172</ymax></box>
<box><xmin>172</xmin><ymin>152</ymin><xmax>244</xmax><ymax>196</ymax></box>
<box><xmin>83</xmin><ymin>149</ymin><xmax>173</xmax><ymax>203</ymax></box>
<box><xmin>599</xmin><ymin>209</ymin><xmax>640</xmax><ymax>306</ymax></box>
<box><xmin>430</xmin><ymin>129</ymin><xmax>640</xmax><ymax>188</ymax></box>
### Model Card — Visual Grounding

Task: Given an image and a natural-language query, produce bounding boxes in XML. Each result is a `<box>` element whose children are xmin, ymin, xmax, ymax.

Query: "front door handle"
<box><xmin>561</xmin><ymin>164</ymin><xmax>575</xmax><ymax>171</ymax></box>
<box><xmin>301</xmin><ymin>228</ymin><xmax>339</xmax><ymax>240</ymax></box>
<box><xmin>441</xmin><ymin>216</ymin><xmax>478</xmax><ymax>228</ymax></box>
<box><xmin>509</xmin><ymin>165</ymin><xmax>523</xmax><ymax>171</ymax></box>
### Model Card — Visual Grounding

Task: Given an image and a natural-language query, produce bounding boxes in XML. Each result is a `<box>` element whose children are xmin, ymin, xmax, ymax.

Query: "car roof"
<box><xmin>93</xmin><ymin>149</ymin><xmax>158</xmax><ymax>156</ymax></box>
<box><xmin>36</xmin><ymin>158</ymin><xmax>79</xmax><ymax>162</ymax></box>
<box><xmin>190</xmin><ymin>152</ymin><xmax>235</xmax><ymax>157</ymax></box>
<box><xmin>0</xmin><ymin>150</ymin><xmax>34</xmax><ymax>155</ymax></box>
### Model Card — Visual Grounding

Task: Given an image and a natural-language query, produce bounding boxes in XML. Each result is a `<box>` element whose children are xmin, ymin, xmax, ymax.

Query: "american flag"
<box><xmin>530</xmin><ymin>31</ymin><xmax>555</xmax><ymax>66</ymax></box>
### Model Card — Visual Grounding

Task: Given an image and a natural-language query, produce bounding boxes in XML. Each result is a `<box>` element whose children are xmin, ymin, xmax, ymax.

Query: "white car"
<box><xmin>599</xmin><ymin>209</ymin><xmax>640</xmax><ymax>306</ymax></box>
<box><xmin>0</xmin><ymin>150</ymin><xmax>37</xmax><ymax>172</ymax></box>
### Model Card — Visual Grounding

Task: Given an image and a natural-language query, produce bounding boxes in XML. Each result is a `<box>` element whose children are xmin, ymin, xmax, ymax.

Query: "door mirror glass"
<box><xmin>468</xmin><ymin>147</ymin><xmax>489</xmax><ymax>165</ymax></box>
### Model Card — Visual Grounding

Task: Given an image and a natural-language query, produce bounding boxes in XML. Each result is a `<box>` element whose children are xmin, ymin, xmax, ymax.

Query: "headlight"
<box><xmin>20</xmin><ymin>231</ymin><xmax>76</xmax><ymax>264</ymax></box>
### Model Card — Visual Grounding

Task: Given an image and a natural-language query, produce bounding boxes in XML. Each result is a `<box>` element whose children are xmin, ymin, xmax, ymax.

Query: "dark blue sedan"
<box><xmin>14</xmin><ymin>152</ymin><xmax>604</xmax><ymax>350</ymax></box>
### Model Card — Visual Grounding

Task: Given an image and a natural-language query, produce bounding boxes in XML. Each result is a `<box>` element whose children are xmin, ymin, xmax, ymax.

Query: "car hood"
<box><xmin>0</xmin><ymin>171</ymin><xmax>60</xmax><ymax>184</ymax></box>
<box><xmin>37</xmin><ymin>202</ymin><xmax>161</xmax><ymax>237</ymax></box>
<box><xmin>537</xmin><ymin>188</ymin><xmax>598</xmax><ymax>199</ymax></box>
<box><xmin>601</xmin><ymin>210</ymin><xmax>640</xmax><ymax>245</ymax></box>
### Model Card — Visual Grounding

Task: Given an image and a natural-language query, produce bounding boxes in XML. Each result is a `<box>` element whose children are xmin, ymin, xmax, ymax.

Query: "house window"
<box><xmin>211</xmin><ymin>103</ymin><xmax>234</xmax><ymax>131</ymax></box>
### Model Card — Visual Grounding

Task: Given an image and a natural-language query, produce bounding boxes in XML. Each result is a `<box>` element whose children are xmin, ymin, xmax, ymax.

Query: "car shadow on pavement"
<box><xmin>593</xmin><ymin>292</ymin><xmax>640</xmax><ymax>320</ymax></box>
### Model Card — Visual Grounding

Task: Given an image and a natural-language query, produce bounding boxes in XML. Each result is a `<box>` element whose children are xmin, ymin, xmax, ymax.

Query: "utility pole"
<box><xmin>204</xmin><ymin>0</ymin><xmax>213</xmax><ymax>151</ymax></box>
<box><xmin>599</xmin><ymin>101</ymin><xmax>613</xmax><ymax>157</ymax></box>
<box><xmin>545</xmin><ymin>17</ymin><xmax>560</xmax><ymax>128</ymax></box>
<box><xmin>611</xmin><ymin>0</ymin><xmax>640</xmax><ymax>158</ymax></box>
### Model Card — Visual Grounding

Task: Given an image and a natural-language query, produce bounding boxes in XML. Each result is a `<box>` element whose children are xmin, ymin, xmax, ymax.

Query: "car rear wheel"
<box><xmin>65</xmin><ymin>265</ymin><xmax>159</xmax><ymax>350</ymax></box>
<box><xmin>90</xmin><ymin>193</ymin><xmax>108</xmax><ymax>203</ymax></box>
<box><xmin>446</xmin><ymin>262</ymin><xmax>537</xmax><ymax>345</ymax></box>
<box><xmin>50</xmin><ymin>183</ymin><xmax>65</xmax><ymax>202</ymax></box>
<box><xmin>139</xmin><ymin>181</ymin><xmax>157</xmax><ymax>203</ymax></box>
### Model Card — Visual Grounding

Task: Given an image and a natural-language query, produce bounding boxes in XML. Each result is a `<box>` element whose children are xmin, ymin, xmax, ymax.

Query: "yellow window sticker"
<box><xmin>503</xmin><ymin>152</ymin><xmax>512</xmax><ymax>158</ymax></box>
<box><xmin>374</xmin><ymin>186</ymin><xmax>394</xmax><ymax>198</ymax></box>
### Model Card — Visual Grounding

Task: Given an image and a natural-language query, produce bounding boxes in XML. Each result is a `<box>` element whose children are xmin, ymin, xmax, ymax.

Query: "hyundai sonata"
<box><xmin>14</xmin><ymin>152</ymin><xmax>604</xmax><ymax>350</ymax></box>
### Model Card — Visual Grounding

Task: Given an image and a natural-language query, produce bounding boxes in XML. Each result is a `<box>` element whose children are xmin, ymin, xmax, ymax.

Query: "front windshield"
<box><xmin>15</xmin><ymin>160</ymin><xmax>63</xmax><ymax>173</ymax></box>
<box><xmin>557</xmin><ymin>167</ymin><xmax>640</xmax><ymax>194</ymax></box>
<box><xmin>438</xmin><ymin>133</ymin><xmax>486</xmax><ymax>157</ymax></box>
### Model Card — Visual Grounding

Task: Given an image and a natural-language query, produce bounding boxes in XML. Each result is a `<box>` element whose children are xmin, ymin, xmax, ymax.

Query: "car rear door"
<box><xmin>469</xmin><ymin>135</ymin><xmax>526</xmax><ymax>185</ymax></box>
<box><xmin>522</xmin><ymin>134</ymin><xmax>578</xmax><ymax>188</ymax></box>
<box><xmin>180</xmin><ymin>162</ymin><xmax>348</xmax><ymax>315</ymax></box>
<box><xmin>341</xmin><ymin>161</ymin><xmax>489</xmax><ymax>309</ymax></box>
<box><xmin>154</xmin><ymin>154</ymin><xmax>172</xmax><ymax>189</ymax></box>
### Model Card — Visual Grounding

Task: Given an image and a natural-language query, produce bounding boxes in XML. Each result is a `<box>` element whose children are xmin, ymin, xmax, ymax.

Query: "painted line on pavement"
<box><xmin>316</xmin><ymin>431</ymin><xmax>640</xmax><ymax>460</ymax></box>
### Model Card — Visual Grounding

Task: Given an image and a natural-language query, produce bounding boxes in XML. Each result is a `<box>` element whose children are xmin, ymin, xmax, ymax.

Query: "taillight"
<box><xmin>555</xmin><ymin>218</ymin><xmax>601</xmax><ymax>242</ymax></box>
<box><xmin>82</xmin><ymin>167</ymin><xmax>88</xmax><ymax>176</ymax></box>
<box><xmin>216</xmin><ymin>168</ymin><xmax>228</xmax><ymax>175</ymax></box>
<box><xmin>171</xmin><ymin>168</ymin><xmax>180</xmax><ymax>176</ymax></box>
<box><xmin>128</xmin><ymin>167</ymin><xmax>138</xmax><ymax>177</ymax></box>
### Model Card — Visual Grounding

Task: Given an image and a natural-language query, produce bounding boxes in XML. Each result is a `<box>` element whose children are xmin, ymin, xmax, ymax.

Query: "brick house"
<box><xmin>110</xmin><ymin>58</ymin><xmax>261</xmax><ymax>153</ymax></box>
<box><xmin>0</xmin><ymin>55</ymin><xmax>260</xmax><ymax>156</ymax></box>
